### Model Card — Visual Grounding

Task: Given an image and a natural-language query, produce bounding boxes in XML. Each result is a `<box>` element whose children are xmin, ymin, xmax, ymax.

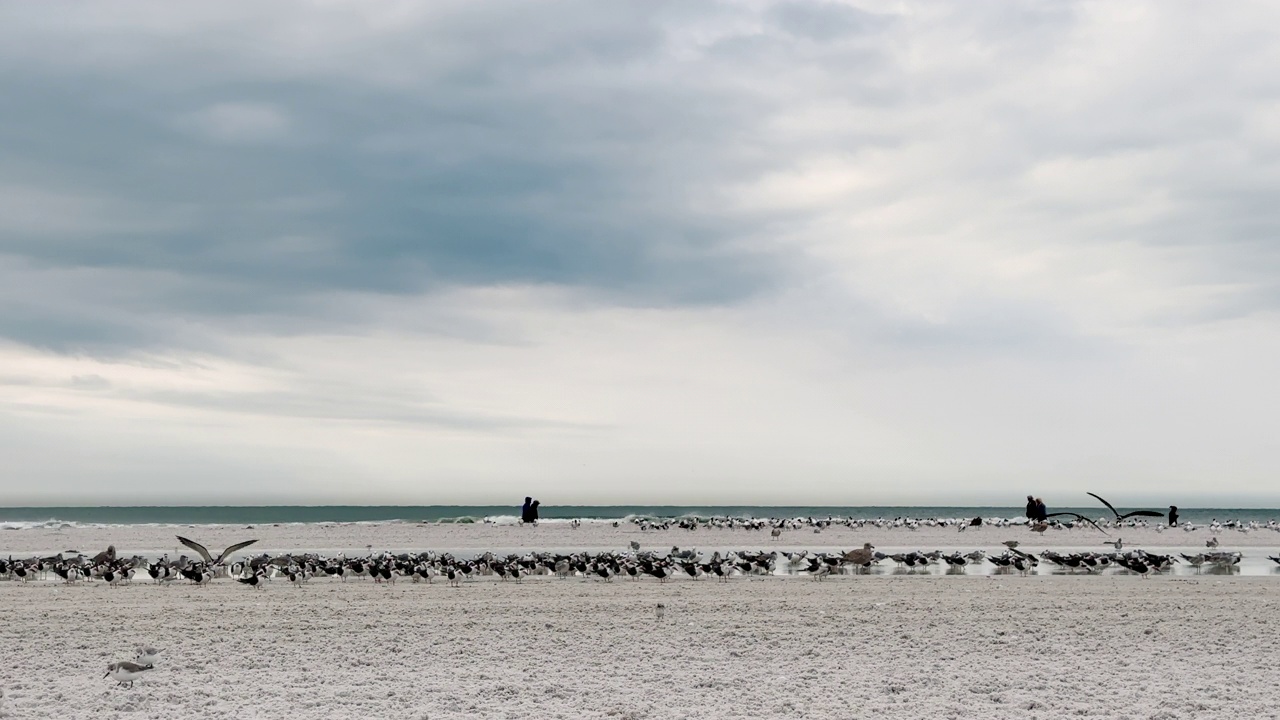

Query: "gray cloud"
<box><xmin>0</xmin><ymin>2</ymin><xmax>830</xmax><ymax>356</ymax></box>
<box><xmin>3</xmin><ymin>1</ymin><xmax>1280</xmax><ymax>503</ymax></box>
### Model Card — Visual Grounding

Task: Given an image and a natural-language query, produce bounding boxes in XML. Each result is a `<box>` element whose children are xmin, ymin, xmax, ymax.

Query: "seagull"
<box><xmin>842</xmin><ymin>543</ymin><xmax>876</xmax><ymax>566</ymax></box>
<box><xmin>1206</xmin><ymin>537</ymin><xmax>1220</xmax><ymax>549</ymax></box>
<box><xmin>1104</xmin><ymin>538</ymin><xmax>1124</xmax><ymax>550</ymax></box>
<box><xmin>104</xmin><ymin>661</ymin><xmax>152</xmax><ymax>688</ymax></box>
<box><xmin>1086</xmin><ymin>492</ymin><xmax>1165</xmax><ymax>522</ymax></box>
<box><xmin>1002</xmin><ymin>540</ymin><xmax>1020</xmax><ymax>549</ymax></box>
<box><xmin>176</xmin><ymin>536</ymin><xmax>259</xmax><ymax>566</ymax></box>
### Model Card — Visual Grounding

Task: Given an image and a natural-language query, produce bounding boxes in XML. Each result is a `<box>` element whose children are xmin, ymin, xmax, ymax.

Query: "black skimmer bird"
<box><xmin>1086</xmin><ymin>493</ymin><xmax>1165</xmax><ymax>522</ymax></box>
<box><xmin>236</xmin><ymin>570</ymin><xmax>266</xmax><ymax>589</ymax></box>
<box><xmin>176</xmin><ymin>536</ymin><xmax>259</xmax><ymax>567</ymax></box>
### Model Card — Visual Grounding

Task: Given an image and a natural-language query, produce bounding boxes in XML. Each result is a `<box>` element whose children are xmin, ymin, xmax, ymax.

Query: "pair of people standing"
<box><xmin>1025</xmin><ymin>495</ymin><xmax>1047</xmax><ymax>522</ymax></box>
<box><xmin>520</xmin><ymin>496</ymin><xmax>541</xmax><ymax>524</ymax></box>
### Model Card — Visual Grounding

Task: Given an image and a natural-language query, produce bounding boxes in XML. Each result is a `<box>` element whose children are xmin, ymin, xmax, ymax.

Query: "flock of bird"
<box><xmin>2</xmin><ymin>533</ymin><xmax>1271</xmax><ymax>595</ymax></box>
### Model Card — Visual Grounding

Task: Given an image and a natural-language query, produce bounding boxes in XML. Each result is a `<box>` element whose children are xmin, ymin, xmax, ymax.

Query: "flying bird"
<box><xmin>176</xmin><ymin>536</ymin><xmax>259</xmax><ymax>566</ymax></box>
<box><xmin>1087</xmin><ymin>493</ymin><xmax>1165</xmax><ymax>521</ymax></box>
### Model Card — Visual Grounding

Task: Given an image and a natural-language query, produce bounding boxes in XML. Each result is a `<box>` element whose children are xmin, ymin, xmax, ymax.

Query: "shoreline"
<box><xmin>4</xmin><ymin>520</ymin><xmax>1278</xmax><ymax>553</ymax></box>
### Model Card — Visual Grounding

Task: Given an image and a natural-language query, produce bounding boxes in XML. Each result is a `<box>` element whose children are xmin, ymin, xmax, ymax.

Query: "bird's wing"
<box><xmin>118</xmin><ymin>661</ymin><xmax>152</xmax><ymax>672</ymax></box>
<box><xmin>214</xmin><ymin>539</ymin><xmax>259</xmax><ymax>564</ymax></box>
<box><xmin>1044</xmin><ymin>512</ymin><xmax>1109</xmax><ymax>535</ymax></box>
<box><xmin>1118</xmin><ymin>510</ymin><xmax>1165</xmax><ymax>519</ymax></box>
<box><xmin>176</xmin><ymin>536</ymin><xmax>213</xmax><ymax>564</ymax></box>
<box><xmin>1086</xmin><ymin>492</ymin><xmax>1121</xmax><ymax>519</ymax></box>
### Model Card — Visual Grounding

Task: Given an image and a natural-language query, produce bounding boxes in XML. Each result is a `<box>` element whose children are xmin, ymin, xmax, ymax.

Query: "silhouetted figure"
<box><xmin>1025</xmin><ymin>495</ymin><xmax>1037</xmax><ymax>521</ymax></box>
<box><xmin>970</xmin><ymin>516</ymin><xmax>983</xmax><ymax>526</ymax></box>
<box><xmin>1034</xmin><ymin>498</ymin><xmax>1047</xmax><ymax>522</ymax></box>
<box><xmin>530</xmin><ymin>500</ymin><xmax>540</xmax><ymax>524</ymax></box>
<box><xmin>1168</xmin><ymin>506</ymin><xmax>1179</xmax><ymax>527</ymax></box>
<box><xmin>521</xmin><ymin>497</ymin><xmax>533</xmax><ymax>524</ymax></box>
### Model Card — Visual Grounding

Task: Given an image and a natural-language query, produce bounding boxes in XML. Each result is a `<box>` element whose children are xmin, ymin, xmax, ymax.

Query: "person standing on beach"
<box><xmin>1034</xmin><ymin>498</ymin><xmax>1047</xmax><ymax>522</ymax></box>
<box><xmin>1168</xmin><ymin>505</ymin><xmax>1179</xmax><ymax>527</ymax></box>
<box><xmin>1025</xmin><ymin>495</ymin><xmax>1037</xmax><ymax>521</ymax></box>
<box><xmin>530</xmin><ymin>500</ymin><xmax>540</xmax><ymax>525</ymax></box>
<box><xmin>521</xmin><ymin>497</ymin><xmax>533</xmax><ymax>524</ymax></box>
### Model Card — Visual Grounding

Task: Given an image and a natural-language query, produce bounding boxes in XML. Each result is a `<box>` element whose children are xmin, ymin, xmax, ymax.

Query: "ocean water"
<box><xmin>0</xmin><ymin>504</ymin><xmax>1276</xmax><ymax>528</ymax></box>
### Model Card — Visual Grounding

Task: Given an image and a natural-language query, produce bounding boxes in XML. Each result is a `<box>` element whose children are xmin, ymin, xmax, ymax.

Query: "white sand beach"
<box><xmin>2</xmin><ymin>523</ymin><xmax>1279</xmax><ymax>719</ymax></box>
<box><xmin>2</xmin><ymin>570</ymin><xmax>1278</xmax><ymax>719</ymax></box>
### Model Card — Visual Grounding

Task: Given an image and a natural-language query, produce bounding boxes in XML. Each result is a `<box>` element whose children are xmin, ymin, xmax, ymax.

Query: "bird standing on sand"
<box><xmin>104</xmin><ymin>661</ymin><xmax>152</xmax><ymax>688</ymax></box>
<box><xmin>1104</xmin><ymin>538</ymin><xmax>1124</xmax><ymax>550</ymax></box>
<box><xmin>655</xmin><ymin>603</ymin><xmax>665</xmax><ymax>621</ymax></box>
<box><xmin>1206</xmin><ymin>537</ymin><xmax>1220</xmax><ymax>549</ymax></box>
<box><xmin>1003</xmin><ymin>541</ymin><xmax>1020</xmax><ymax>549</ymax></box>
<box><xmin>135</xmin><ymin>647</ymin><xmax>162</xmax><ymax>667</ymax></box>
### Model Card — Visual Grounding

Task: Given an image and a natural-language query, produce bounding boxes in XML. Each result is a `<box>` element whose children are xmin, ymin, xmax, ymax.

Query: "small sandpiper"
<box><xmin>655</xmin><ymin>602</ymin><xmax>665</xmax><ymax>621</ymax></box>
<box><xmin>135</xmin><ymin>646</ymin><xmax>162</xmax><ymax>667</ymax></box>
<box><xmin>104</xmin><ymin>661</ymin><xmax>152</xmax><ymax>688</ymax></box>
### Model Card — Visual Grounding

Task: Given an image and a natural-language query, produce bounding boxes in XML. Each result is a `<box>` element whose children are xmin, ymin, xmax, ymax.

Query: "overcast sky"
<box><xmin>2</xmin><ymin>1</ymin><xmax>1277</xmax><ymax>506</ymax></box>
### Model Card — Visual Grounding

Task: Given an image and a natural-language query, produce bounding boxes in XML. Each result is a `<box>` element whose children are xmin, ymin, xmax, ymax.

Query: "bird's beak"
<box><xmin>103</xmin><ymin>671</ymin><xmax>110</xmax><ymax>678</ymax></box>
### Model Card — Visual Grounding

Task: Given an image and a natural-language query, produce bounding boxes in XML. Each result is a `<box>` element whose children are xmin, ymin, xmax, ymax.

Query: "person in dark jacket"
<box><xmin>530</xmin><ymin>500</ymin><xmax>540</xmax><ymax>524</ymax></box>
<box><xmin>1025</xmin><ymin>496</ymin><xmax>1037</xmax><ymax>521</ymax></box>
<box><xmin>1034</xmin><ymin>498</ymin><xmax>1047</xmax><ymax>522</ymax></box>
<box><xmin>1168</xmin><ymin>505</ymin><xmax>1179</xmax><ymax>527</ymax></box>
<box><xmin>521</xmin><ymin>497</ymin><xmax>533</xmax><ymax>524</ymax></box>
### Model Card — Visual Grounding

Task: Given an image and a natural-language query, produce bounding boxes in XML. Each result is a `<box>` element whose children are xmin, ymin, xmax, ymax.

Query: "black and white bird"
<box><xmin>236</xmin><ymin>570</ymin><xmax>266</xmax><ymax>590</ymax></box>
<box><xmin>104</xmin><ymin>661</ymin><xmax>152</xmax><ymax>688</ymax></box>
<box><xmin>1086</xmin><ymin>492</ymin><xmax>1166</xmax><ymax>522</ymax></box>
<box><xmin>176</xmin><ymin>536</ymin><xmax>259</xmax><ymax>566</ymax></box>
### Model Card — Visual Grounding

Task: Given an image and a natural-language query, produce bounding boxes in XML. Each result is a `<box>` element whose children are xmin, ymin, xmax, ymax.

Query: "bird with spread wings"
<box><xmin>1086</xmin><ymin>492</ymin><xmax>1166</xmax><ymax>521</ymax></box>
<box><xmin>176</xmin><ymin>536</ymin><xmax>259</xmax><ymax>565</ymax></box>
<box><xmin>1040</xmin><ymin>511</ymin><xmax>1107</xmax><ymax>534</ymax></box>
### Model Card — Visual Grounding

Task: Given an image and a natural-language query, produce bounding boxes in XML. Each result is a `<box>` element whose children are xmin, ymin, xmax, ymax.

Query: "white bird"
<box><xmin>655</xmin><ymin>603</ymin><xmax>665</xmax><ymax>621</ymax></box>
<box><xmin>134</xmin><ymin>646</ymin><xmax>162</xmax><ymax>667</ymax></box>
<box><xmin>104</xmin><ymin>661</ymin><xmax>152</xmax><ymax>688</ymax></box>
